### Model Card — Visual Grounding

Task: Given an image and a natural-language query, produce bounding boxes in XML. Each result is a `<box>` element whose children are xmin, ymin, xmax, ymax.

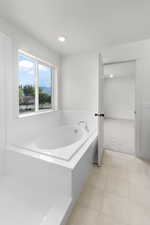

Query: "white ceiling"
<box><xmin>104</xmin><ymin>61</ymin><xmax>136</xmax><ymax>78</ymax></box>
<box><xmin>0</xmin><ymin>0</ymin><xmax>150</xmax><ymax>55</ymax></box>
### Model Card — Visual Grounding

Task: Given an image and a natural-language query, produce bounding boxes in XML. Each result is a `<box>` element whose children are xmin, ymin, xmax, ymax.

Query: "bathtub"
<box><xmin>5</xmin><ymin>112</ymin><xmax>97</xmax><ymax>225</ymax></box>
<box><xmin>13</xmin><ymin>124</ymin><xmax>95</xmax><ymax>161</ymax></box>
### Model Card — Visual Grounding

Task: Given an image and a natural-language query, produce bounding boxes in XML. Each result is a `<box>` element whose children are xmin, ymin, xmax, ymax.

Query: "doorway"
<box><xmin>103</xmin><ymin>60</ymin><xmax>136</xmax><ymax>155</ymax></box>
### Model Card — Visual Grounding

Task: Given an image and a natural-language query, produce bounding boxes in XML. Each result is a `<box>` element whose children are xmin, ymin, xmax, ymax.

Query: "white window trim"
<box><xmin>17</xmin><ymin>49</ymin><xmax>58</xmax><ymax>118</ymax></box>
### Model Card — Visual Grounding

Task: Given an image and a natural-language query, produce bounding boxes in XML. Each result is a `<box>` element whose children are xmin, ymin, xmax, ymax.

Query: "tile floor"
<box><xmin>104</xmin><ymin>119</ymin><xmax>135</xmax><ymax>155</ymax></box>
<box><xmin>66</xmin><ymin>150</ymin><xmax>150</xmax><ymax>225</ymax></box>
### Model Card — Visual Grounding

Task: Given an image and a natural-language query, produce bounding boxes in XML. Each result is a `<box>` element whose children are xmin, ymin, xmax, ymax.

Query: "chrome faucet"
<box><xmin>78</xmin><ymin>120</ymin><xmax>89</xmax><ymax>132</ymax></box>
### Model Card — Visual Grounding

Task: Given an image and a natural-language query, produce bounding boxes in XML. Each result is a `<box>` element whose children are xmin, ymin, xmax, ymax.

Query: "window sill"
<box><xmin>18</xmin><ymin>109</ymin><xmax>57</xmax><ymax>119</ymax></box>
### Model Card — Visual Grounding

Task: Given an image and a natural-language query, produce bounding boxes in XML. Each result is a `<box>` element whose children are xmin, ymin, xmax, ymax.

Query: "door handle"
<box><xmin>94</xmin><ymin>113</ymin><xmax>104</xmax><ymax>117</ymax></box>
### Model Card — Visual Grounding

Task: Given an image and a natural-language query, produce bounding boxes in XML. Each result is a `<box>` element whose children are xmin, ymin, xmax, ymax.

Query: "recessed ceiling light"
<box><xmin>110</xmin><ymin>74</ymin><xmax>114</xmax><ymax>78</ymax></box>
<box><xmin>58</xmin><ymin>36</ymin><xmax>66</xmax><ymax>42</ymax></box>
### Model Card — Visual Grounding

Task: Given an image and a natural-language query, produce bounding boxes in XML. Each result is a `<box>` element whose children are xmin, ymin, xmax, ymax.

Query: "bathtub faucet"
<box><xmin>78</xmin><ymin>120</ymin><xmax>89</xmax><ymax>132</ymax></box>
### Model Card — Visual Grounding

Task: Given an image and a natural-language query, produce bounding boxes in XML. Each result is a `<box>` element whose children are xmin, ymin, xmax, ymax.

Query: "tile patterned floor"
<box><xmin>66</xmin><ymin>150</ymin><xmax>150</xmax><ymax>225</ymax></box>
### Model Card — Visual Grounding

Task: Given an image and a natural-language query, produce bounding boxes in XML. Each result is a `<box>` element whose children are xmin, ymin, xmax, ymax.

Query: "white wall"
<box><xmin>61</xmin><ymin>39</ymin><xmax>150</xmax><ymax>159</ymax></box>
<box><xmin>104</xmin><ymin>61</ymin><xmax>135</xmax><ymax>120</ymax></box>
<box><xmin>102</xmin><ymin>40</ymin><xmax>150</xmax><ymax>159</ymax></box>
<box><xmin>0</xmin><ymin>17</ymin><xmax>61</xmax><ymax>173</ymax></box>
<box><xmin>0</xmin><ymin>18</ymin><xmax>59</xmax><ymax>65</ymax></box>
<box><xmin>60</xmin><ymin>53</ymin><xmax>99</xmax><ymax>112</ymax></box>
<box><xmin>0</xmin><ymin>33</ymin><xmax>9</xmax><ymax>174</ymax></box>
<box><xmin>104</xmin><ymin>76</ymin><xmax>135</xmax><ymax>120</ymax></box>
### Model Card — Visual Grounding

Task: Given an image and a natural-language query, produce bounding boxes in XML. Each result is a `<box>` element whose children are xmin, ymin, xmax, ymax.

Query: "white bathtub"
<box><xmin>5</xmin><ymin>112</ymin><xmax>97</xmax><ymax>225</ymax></box>
<box><xmin>14</xmin><ymin>124</ymin><xmax>95</xmax><ymax>161</ymax></box>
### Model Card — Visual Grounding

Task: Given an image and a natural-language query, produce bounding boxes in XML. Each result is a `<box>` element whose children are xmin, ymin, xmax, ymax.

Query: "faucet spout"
<box><xmin>78</xmin><ymin>120</ymin><xmax>89</xmax><ymax>132</ymax></box>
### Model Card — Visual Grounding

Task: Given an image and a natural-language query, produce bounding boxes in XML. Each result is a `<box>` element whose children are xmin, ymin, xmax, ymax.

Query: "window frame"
<box><xmin>18</xmin><ymin>50</ymin><xmax>57</xmax><ymax>118</ymax></box>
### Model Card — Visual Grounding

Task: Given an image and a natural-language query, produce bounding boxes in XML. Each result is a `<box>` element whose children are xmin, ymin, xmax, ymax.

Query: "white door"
<box><xmin>95</xmin><ymin>54</ymin><xmax>104</xmax><ymax>166</ymax></box>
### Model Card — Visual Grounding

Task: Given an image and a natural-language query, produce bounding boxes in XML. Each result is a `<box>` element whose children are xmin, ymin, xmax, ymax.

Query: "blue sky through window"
<box><xmin>19</xmin><ymin>55</ymin><xmax>52</xmax><ymax>90</ymax></box>
<box><xmin>38</xmin><ymin>64</ymin><xmax>52</xmax><ymax>88</ymax></box>
<box><xmin>19</xmin><ymin>55</ymin><xmax>35</xmax><ymax>86</ymax></box>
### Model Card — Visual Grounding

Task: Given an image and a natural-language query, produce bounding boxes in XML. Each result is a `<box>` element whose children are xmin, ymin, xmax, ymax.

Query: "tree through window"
<box><xmin>18</xmin><ymin>51</ymin><xmax>54</xmax><ymax>115</ymax></box>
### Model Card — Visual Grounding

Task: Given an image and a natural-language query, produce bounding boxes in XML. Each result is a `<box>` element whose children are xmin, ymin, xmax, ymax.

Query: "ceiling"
<box><xmin>104</xmin><ymin>61</ymin><xmax>136</xmax><ymax>78</ymax></box>
<box><xmin>0</xmin><ymin>0</ymin><xmax>150</xmax><ymax>55</ymax></box>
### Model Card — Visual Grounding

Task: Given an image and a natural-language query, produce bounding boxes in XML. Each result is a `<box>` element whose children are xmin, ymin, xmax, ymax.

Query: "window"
<box><xmin>19</xmin><ymin>55</ymin><xmax>35</xmax><ymax>113</ymax></box>
<box><xmin>18</xmin><ymin>51</ymin><xmax>55</xmax><ymax>115</ymax></box>
<box><xmin>38</xmin><ymin>63</ymin><xmax>52</xmax><ymax>110</ymax></box>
